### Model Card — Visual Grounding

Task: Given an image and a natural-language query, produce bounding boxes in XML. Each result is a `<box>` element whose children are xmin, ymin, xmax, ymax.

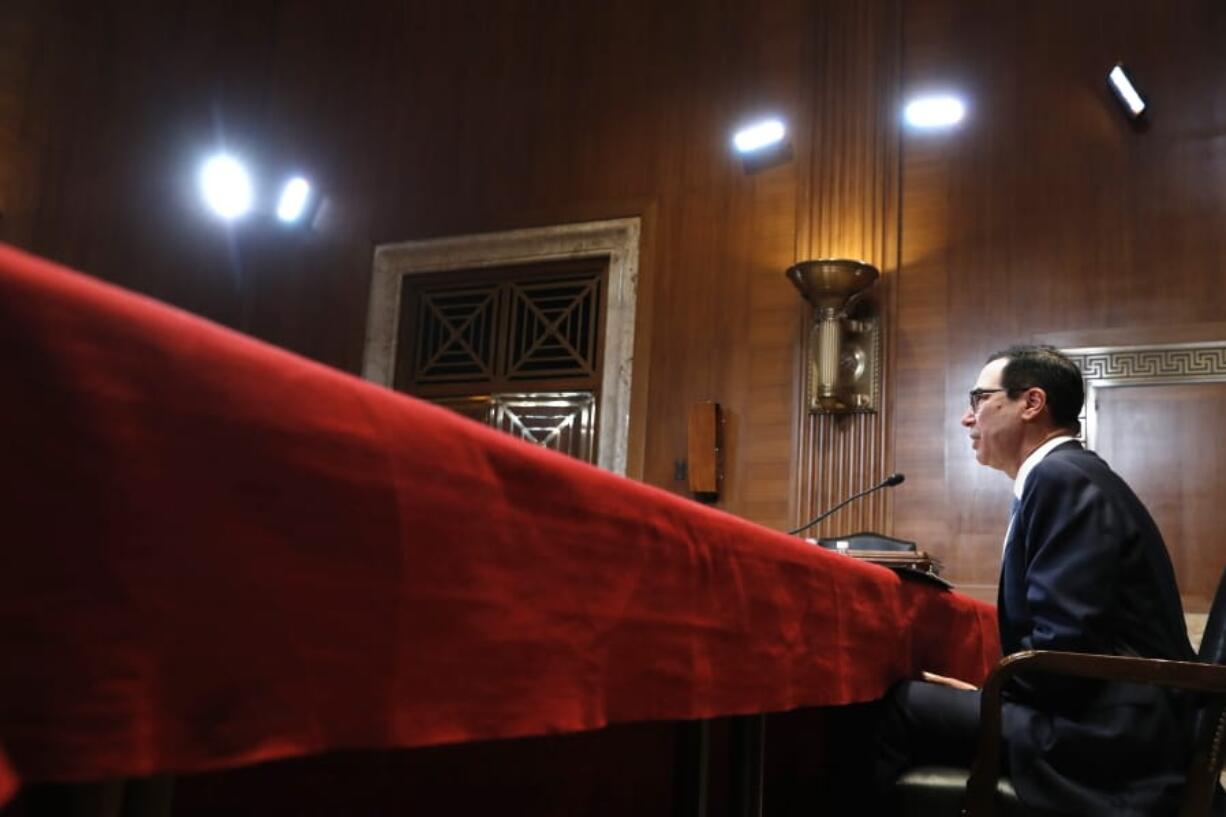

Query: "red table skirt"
<box><xmin>0</xmin><ymin>244</ymin><xmax>998</xmax><ymax>803</ymax></box>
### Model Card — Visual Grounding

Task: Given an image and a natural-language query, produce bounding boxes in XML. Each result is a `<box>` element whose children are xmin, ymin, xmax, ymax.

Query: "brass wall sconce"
<box><xmin>786</xmin><ymin>258</ymin><xmax>881</xmax><ymax>413</ymax></box>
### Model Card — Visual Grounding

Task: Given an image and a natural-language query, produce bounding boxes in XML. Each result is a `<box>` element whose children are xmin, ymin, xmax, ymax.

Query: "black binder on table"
<box><xmin>814</xmin><ymin>531</ymin><xmax>952</xmax><ymax>590</ymax></box>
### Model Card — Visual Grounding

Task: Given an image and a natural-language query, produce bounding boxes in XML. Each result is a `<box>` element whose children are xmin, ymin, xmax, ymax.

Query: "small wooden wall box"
<box><xmin>687</xmin><ymin>401</ymin><xmax>721</xmax><ymax>497</ymax></box>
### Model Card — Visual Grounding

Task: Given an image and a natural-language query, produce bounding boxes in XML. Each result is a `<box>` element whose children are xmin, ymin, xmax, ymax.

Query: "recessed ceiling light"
<box><xmin>733</xmin><ymin>118</ymin><xmax>787</xmax><ymax>154</ymax></box>
<box><xmin>1108</xmin><ymin>64</ymin><xmax>1146</xmax><ymax>118</ymax></box>
<box><xmin>903</xmin><ymin>95</ymin><xmax>966</xmax><ymax>130</ymax></box>
<box><xmin>199</xmin><ymin>154</ymin><xmax>253</xmax><ymax>220</ymax></box>
<box><xmin>276</xmin><ymin>177</ymin><xmax>312</xmax><ymax>223</ymax></box>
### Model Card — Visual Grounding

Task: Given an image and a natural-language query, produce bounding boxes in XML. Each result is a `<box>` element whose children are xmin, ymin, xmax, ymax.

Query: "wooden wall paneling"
<box><xmin>0</xmin><ymin>0</ymin><xmax>39</xmax><ymax>245</ymax></box>
<box><xmin>645</xmin><ymin>188</ymin><xmax>725</xmax><ymax>499</ymax></box>
<box><xmin>896</xmin><ymin>0</ymin><xmax>1226</xmax><ymax>594</ymax></box>
<box><xmin>738</xmin><ymin>166</ymin><xmax>805</xmax><ymax>528</ymax></box>
<box><xmin>714</xmin><ymin>0</ymin><xmax>808</xmax><ymax>530</ymax></box>
<box><xmin>633</xmin><ymin>0</ymin><xmax>808</xmax><ymax>527</ymax></box>
<box><xmin>14</xmin><ymin>0</ymin><xmax>1226</xmax><ymax>567</ymax></box>
<box><xmin>893</xmin><ymin>0</ymin><xmax>997</xmax><ymax>592</ymax></box>
<box><xmin>793</xmin><ymin>0</ymin><xmax>901</xmax><ymax>540</ymax></box>
<box><xmin>1</xmin><ymin>0</ymin><xmax>811</xmax><ymax>525</ymax></box>
<box><xmin>893</xmin><ymin>147</ymin><xmax>958</xmax><ymax>575</ymax></box>
<box><xmin>1094</xmin><ymin>382</ymin><xmax>1226</xmax><ymax>613</ymax></box>
<box><xmin>1055</xmin><ymin>336</ymin><xmax>1226</xmax><ymax>612</ymax></box>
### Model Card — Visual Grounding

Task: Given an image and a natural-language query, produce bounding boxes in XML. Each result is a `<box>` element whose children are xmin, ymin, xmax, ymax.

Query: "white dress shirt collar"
<box><xmin>1013</xmin><ymin>435</ymin><xmax>1078</xmax><ymax>501</ymax></box>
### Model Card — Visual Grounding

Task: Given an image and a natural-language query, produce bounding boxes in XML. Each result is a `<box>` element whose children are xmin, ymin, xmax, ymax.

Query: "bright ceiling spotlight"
<box><xmin>1107</xmin><ymin>64</ymin><xmax>1146</xmax><ymax>118</ymax></box>
<box><xmin>903</xmin><ymin>95</ymin><xmax>966</xmax><ymax>130</ymax></box>
<box><xmin>733</xmin><ymin>118</ymin><xmax>787</xmax><ymax>154</ymax></box>
<box><xmin>199</xmin><ymin>154</ymin><xmax>253</xmax><ymax>220</ymax></box>
<box><xmin>276</xmin><ymin>176</ymin><xmax>312</xmax><ymax>223</ymax></box>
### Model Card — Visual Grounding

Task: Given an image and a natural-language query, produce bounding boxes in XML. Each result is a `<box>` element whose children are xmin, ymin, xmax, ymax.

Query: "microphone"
<box><xmin>788</xmin><ymin>472</ymin><xmax>905</xmax><ymax>536</ymax></box>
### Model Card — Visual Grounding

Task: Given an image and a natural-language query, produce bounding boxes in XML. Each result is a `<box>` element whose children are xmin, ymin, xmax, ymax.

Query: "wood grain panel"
<box><xmin>1095</xmin><ymin>383</ymin><xmax>1226</xmax><ymax>612</ymax></box>
<box><xmin>793</xmin><ymin>0</ymin><xmax>902</xmax><ymax>538</ymax></box>
<box><xmin>896</xmin><ymin>0</ymin><xmax>1226</xmax><ymax>597</ymax></box>
<box><xmin>10</xmin><ymin>0</ymin><xmax>1226</xmax><ymax>584</ymax></box>
<box><xmin>0</xmin><ymin>0</ymin><xmax>810</xmax><ymax>530</ymax></box>
<box><xmin>0</xmin><ymin>0</ymin><xmax>38</xmax><ymax>241</ymax></box>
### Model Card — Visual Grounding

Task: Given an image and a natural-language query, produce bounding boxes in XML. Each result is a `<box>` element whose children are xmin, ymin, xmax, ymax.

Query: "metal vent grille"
<box><xmin>429</xmin><ymin>392</ymin><xmax>597</xmax><ymax>462</ymax></box>
<box><xmin>506</xmin><ymin>277</ymin><xmax>601</xmax><ymax>380</ymax></box>
<box><xmin>413</xmin><ymin>286</ymin><xmax>500</xmax><ymax>383</ymax></box>
<box><xmin>396</xmin><ymin>258</ymin><xmax>606</xmax><ymax>395</ymax></box>
<box><xmin>394</xmin><ymin>258</ymin><xmax>606</xmax><ymax>465</ymax></box>
<box><xmin>490</xmin><ymin>392</ymin><xmax>597</xmax><ymax>461</ymax></box>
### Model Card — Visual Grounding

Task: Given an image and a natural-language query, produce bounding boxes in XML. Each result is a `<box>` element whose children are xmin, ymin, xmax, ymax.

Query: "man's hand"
<box><xmin>920</xmin><ymin>671</ymin><xmax>978</xmax><ymax>691</ymax></box>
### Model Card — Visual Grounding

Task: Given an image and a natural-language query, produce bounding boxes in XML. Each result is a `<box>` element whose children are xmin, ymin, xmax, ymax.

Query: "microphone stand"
<box><xmin>788</xmin><ymin>473</ymin><xmax>904</xmax><ymax>536</ymax></box>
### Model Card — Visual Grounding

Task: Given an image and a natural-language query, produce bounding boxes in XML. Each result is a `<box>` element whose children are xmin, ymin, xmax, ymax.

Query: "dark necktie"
<box><xmin>1003</xmin><ymin>496</ymin><xmax>1020</xmax><ymax>553</ymax></box>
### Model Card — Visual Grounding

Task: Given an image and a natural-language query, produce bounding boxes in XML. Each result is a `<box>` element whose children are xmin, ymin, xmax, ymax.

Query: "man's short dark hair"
<box><xmin>986</xmin><ymin>344</ymin><xmax>1084</xmax><ymax>432</ymax></box>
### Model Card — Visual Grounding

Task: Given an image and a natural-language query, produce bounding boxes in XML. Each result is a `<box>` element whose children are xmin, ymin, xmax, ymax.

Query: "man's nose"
<box><xmin>960</xmin><ymin>406</ymin><xmax>975</xmax><ymax>427</ymax></box>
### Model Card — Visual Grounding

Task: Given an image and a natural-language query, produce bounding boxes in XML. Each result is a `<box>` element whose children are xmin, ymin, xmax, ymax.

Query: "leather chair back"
<box><xmin>1199</xmin><ymin>566</ymin><xmax>1226</xmax><ymax>665</ymax></box>
<box><xmin>1189</xmin><ymin>566</ymin><xmax>1226</xmax><ymax>815</ymax></box>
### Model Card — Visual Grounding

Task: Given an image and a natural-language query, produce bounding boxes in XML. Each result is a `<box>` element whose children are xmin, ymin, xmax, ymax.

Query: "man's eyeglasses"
<box><xmin>968</xmin><ymin>388</ymin><xmax>1006</xmax><ymax>412</ymax></box>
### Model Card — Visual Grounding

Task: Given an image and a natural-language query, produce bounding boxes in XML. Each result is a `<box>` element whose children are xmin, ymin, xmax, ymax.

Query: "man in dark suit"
<box><xmin>877</xmin><ymin>344</ymin><xmax>1197</xmax><ymax>815</ymax></box>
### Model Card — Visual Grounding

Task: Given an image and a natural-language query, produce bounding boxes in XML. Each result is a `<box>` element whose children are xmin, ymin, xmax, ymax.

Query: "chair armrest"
<box><xmin>962</xmin><ymin>650</ymin><xmax>1226</xmax><ymax>817</ymax></box>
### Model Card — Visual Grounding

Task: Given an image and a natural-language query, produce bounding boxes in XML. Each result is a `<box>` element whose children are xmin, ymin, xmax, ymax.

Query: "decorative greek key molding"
<box><xmin>1068</xmin><ymin>345</ymin><xmax>1226</xmax><ymax>381</ymax></box>
<box><xmin>1063</xmin><ymin>341</ymin><xmax>1226</xmax><ymax>448</ymax></box>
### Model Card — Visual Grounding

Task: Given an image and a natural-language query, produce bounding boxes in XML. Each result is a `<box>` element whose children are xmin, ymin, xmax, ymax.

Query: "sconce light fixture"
<box><xmin>786</xmin><ymin>258</ymin><xmax>881</xmax><ymax>413</ymax></box>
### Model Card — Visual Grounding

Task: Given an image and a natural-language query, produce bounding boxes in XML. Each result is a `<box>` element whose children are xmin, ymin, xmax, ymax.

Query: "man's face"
<box><xmin>961</xmin><ymin>357</ymin><xmax>1026</xmax><ymax>474</ymax></box>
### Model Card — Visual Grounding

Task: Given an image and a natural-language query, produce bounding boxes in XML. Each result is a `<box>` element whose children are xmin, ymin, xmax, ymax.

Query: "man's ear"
<box><xmin>1020</xmin><ymin>387</ymin><xmax>1047</xmax><ymax>421</ymax></box>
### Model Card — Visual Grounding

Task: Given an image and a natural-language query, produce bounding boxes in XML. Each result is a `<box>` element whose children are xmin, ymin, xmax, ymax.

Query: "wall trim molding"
<box><xmin>1063</xmin><ymin>341</ymin><xmax>1226</xmax><ymax>448</ymax></box>
<box><xmin>364</xmin><ymin>218</ymin><xmax>641</xmax><ymax>475</ymax></box>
